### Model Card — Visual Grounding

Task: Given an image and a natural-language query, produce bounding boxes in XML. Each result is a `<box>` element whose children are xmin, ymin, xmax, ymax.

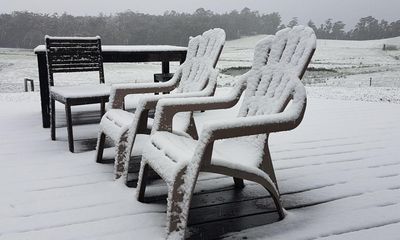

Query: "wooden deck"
<box><xmin>1</xmin><ymin>98</ymin><xmax>400</xmax><ymax>239</ymax></box>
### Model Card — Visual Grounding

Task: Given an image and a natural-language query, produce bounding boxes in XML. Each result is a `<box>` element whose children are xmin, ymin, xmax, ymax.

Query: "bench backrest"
<box><xmin>45</xmin><ymin>36</ymin><xmax>105</xmax><ymax>86</ymax></box>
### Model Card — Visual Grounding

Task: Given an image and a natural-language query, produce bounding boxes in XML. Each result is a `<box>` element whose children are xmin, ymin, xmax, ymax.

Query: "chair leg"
<box><xmin>261</xmin><ymin>143</ymin><xmax>279</xmax><ymax>191</ymax></box>
<box><xmin>233</xmin><ymin>177</ymin><xmax>245</xmax><ymax>189</ymax></box>
<box><xmin>260</xmin><ymin>178</ymin><xmax>285</xmax><ymax>220</ymax></box>
<box><xmin>65</xmin><ymin>103</ymin><xmax>74</xmax><ymax>152</ymax></box>
<box><xmin>114</xmin><ymin>130</ymin><xmax>130</xmax><ymax>180</ymax></box>
<box><xmin>137</xmin><ymin>163</ymin><xmax>150</xmax><ymax>202</ymax></box>
<box><xmin>100</xmin><ymin>100</ymin><xmax>106</xmax><ymax>117</ymax></box>
<box><xmin>166</xmin><ymin>168</ymin><xmax>191</xmax><ymax>238</ymax></box>
<box><xmin>51</xmin><ymin>98</ymin><xmax>56</xmax><ymax>140</ymax></box>
<box><xmin>187</xmin><ymin>116</ymin><xmax>198</xmax><ymax>140</ymax></box>
<box><xmin>271</xmin><ymin>192</ymin><xmax>285</xmax><ymax>220</ymax></box>
<box><xmin>95</xmin><ymin>131</ymin><xmax>106</xmax><ymax>163</ymax></box>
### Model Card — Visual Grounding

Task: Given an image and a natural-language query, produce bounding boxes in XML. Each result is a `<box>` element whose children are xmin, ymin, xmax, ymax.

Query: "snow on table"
<box><xmin>0</xmin><ymin>91</ymin><xmax>400</xmax><ymax>239</ymax></box>
<box><xmin>34</xmin><ymin>45</ymin><xmax>187</xmax><ymax>53</ymax></box>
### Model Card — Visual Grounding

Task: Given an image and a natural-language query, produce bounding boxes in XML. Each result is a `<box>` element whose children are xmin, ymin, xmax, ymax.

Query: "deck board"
<box><xmin>1</xmin><ymin>98</ymin><xmax>400</xmax><ymax>239</ymax></box>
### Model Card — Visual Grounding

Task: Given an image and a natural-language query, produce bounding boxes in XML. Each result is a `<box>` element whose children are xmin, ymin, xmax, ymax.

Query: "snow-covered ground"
<box><xmin>0</xmin><ymin>91</ymin><xmax>400</xmax><ymax>239</ymax></box>
<box><xmin>1</xmin><ymin>36</ymin><xmax>400</xmax><ymax>239</ymax></box>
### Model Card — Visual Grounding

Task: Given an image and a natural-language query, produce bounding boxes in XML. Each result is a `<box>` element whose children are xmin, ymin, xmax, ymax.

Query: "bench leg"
<box><xmin>51</xmin><ymin>98</ymin><xmax>56</xmax><ymax>140</ymax></box>
<box><xmin>65</xmin><ymin>103</ymin><xmax>74</xmax><ymax>152</ymax></box>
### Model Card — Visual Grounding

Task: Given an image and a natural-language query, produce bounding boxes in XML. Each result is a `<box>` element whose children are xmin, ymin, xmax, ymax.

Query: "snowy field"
<box><xmin>1</xmin><ymin>35</ymin><xmax>400</xmax><ymax>102</ymax></box>
<box><xmin>1</xmin><ymin>36</ymin><xmax>400</xmax><ymax>239</ymax></box>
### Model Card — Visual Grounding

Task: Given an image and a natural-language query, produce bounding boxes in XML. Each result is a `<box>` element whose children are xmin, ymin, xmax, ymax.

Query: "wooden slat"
<box><xmin>49</xmin><ymin>45</ymin><xmax>99</xmax><ymax>49</ymax></box>
<box><xmin>48</xmin><ymin>47</ymin><xmax>100</xmax><ymax>52</ymax></box>
<box><xmin>48</xmin><ymin>50</ymin><xmax>101</xmax><ymax>57</ymax></box>
<box><xmin>49</xmin><ymin>61</ymin><xmax>100</xmax><ymax>67</ymax></box>
<box><xmin>48</xmin><ymin>42</ymin><xmax>99</xmax><ymax>46</ymax></box>
<box><xmin>49</xmin><ymin>55</ymin><xmax>100</xmax><ymax>63</ymax></box>
<box><xmin>51</xmin><ymin>63</ymin><xmax>100</xmax><ymax>68</ymax></box>
<box><xmin>51</xmin><ymin>67</ymin><xmax>101</xmax><ymax>73</ymax></box>
<box><xmin>48</xmin><ymin>39</ymin><xmax>100</xmax><ymax>44</ymax></box>
<box><xmin>46</xmin><ymin>37</ymin><xmax>104</xmax><ymax>77</ymax></box>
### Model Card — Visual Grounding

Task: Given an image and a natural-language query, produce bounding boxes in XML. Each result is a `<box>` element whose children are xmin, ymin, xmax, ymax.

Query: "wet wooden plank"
<box><xmin>187</xmin><ymin>211</ymin><xmax>281</xmax><ymax>240</ymax></box>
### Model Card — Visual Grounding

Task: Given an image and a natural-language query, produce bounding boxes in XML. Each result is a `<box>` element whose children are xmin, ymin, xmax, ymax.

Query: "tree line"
<box><xmin>305</xmin><ymin>16</ymin><xmax>400</xmax><ymax>40</ymax></box>
<box><xmin>0</xmin><ymin>8</ymin><xmax>399</xmax><ymax>49</ymax></box>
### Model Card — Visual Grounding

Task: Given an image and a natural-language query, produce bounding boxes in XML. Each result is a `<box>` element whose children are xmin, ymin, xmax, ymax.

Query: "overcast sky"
<box><xmin>1</xmin><ymin>0</ymin><xmax>399</xmax><ymax>28</ymax></box>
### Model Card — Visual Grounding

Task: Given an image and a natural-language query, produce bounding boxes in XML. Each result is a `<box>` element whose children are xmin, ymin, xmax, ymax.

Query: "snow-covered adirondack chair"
<box><xmin>95</xmin><ymin>28</ymin><xmax>226</xmax><ymax>182</ymax></box>
<box><xmin>137</xmin><ymin>26</ymin><xmax>316</xmax><ymax>238</ymax></box>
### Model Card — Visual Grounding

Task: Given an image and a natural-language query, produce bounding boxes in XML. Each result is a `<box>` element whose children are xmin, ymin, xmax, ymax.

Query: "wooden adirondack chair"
<box><xmin>136</xmin><ymin>26</ymin><xmax>316</xmax><ymax>239</ymax></box>
<box><xmin>46</xmin><ymin>36</ymin><xmax>109</xmax><ymax>152</ymax></box>
<box><xmin>95</xmin><ymin>28</ymin><xmax>226</xmax><ymax>182</ymax></box>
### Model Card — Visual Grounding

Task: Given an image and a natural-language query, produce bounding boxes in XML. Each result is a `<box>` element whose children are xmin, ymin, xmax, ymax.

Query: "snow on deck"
<box><xmin>0</xmin><ymin>93</ymin><xmax>400</xmax><ymax>239</ymax></box>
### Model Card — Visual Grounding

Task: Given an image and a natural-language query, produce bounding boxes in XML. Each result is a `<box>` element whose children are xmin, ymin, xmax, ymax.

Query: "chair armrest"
<box><xmin>109</xmin><ymin>72</ymin><xmax>180</xmax><ymax>109</ymax></box>
<box><xmin>202</xmin><ymin>99</ymin><xmax>307</xmax><ymax>141</ymax></box>
<box><xmin>136</xmin><ymin>89</ymin><xmax>217</xmax><ymax>111</ymax></box>
<box><xmin>132</xmin><ymin>69</ymin><xmax>219</xmax><ymax>111</ymax></box>
<box><xmin>153</xmin><ymin>79</ymin><xmax>247</xmax><ymax>132</ymax></box>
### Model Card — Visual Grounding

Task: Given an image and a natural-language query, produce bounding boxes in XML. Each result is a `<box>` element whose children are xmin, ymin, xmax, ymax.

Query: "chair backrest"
<box><xmin>175</xmin><ymin>28</ymin><xmax>225</xmax><ymax>93</ymax></box>
<box><xmin>45</xmin><ymin>36</ymin><xmax>105</xmax><ymax>86</ymax></box>
<box><xmin>238</xmin><ymin>26</ymin><xmax>316</xmax><ymax>118</ymax></box>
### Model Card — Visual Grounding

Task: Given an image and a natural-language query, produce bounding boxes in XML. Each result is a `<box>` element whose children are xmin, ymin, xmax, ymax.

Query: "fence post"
<box><xmin>24</xmin><ymin>78</ymin><xmax>34</xmax><ymax>92</ymax></box>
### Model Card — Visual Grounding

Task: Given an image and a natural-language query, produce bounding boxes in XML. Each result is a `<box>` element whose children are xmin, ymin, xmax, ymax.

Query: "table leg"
<box><xmin>37</xmin><ymin>54</ymin><xmax>50</xmax><ymax>128</ymax></box>
<box><xmin>162</xmin><ymin>61</ymin><xmax>170</xmax><ymax>74</ymax></box>
<box><xmin>159</xmin><ymin>61</ymin><xmax>171</xmax><ymax>94</ymax></box>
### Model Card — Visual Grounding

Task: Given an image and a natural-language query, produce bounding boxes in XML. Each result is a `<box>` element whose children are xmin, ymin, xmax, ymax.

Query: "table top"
<box><xmin>34</xmin><ymin>45</ymin><xmax>187</xmax><ymax>53</ymax></box>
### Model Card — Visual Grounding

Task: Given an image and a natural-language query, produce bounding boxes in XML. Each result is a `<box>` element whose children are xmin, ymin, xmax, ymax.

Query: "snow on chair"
<box><xmin>95</xmin><ymin>28</ymin><xmax>226</xmax><ymax>183</ymax></box>
<box><xmin>46</xmin><ymin>36</ymin><xmax>109</xmax><ymax>152</ymax></box>
<box><xmin>137</xmin><ymin>26</ymin><xmax>316</xmax><ymax>239</ymax></box>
